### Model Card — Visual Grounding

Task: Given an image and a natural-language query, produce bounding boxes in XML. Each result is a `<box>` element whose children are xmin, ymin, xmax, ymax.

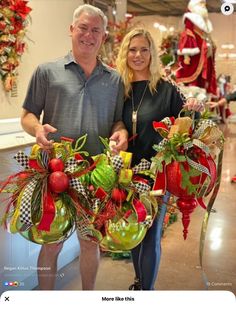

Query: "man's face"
<box><xmin>70</xmin><ymin>12</ymin><xmax>106</xmax><ymax>58</ymax></box>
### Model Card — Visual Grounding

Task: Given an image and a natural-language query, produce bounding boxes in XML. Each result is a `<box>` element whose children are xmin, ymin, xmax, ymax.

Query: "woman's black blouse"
<box><xmin>122</xmin><ymin>79</ymin><xmax>183</xmax><ymax>166</ymax></box>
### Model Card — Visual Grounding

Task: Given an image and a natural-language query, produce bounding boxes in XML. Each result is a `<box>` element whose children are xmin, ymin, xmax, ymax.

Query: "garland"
<box><xmin>0</xmin><ymin>0</ymin><xmax>31</xmax><ymax>92</ymax></box>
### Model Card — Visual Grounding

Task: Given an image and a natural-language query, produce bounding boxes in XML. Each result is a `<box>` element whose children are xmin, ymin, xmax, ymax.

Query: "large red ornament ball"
<box><xmin>48</xmin><ymin>171</ymin><xmax>69</xmax><ymax>193</ymax></box>
<box><xmin>166</xmin><ymin>161</ymin><xmax>199</xmax><ymax>198</ymax></box>
<box><xmin>48</xmin><ymin>158</ymin><xmax>64</xmax><ymax>172</ymax></box>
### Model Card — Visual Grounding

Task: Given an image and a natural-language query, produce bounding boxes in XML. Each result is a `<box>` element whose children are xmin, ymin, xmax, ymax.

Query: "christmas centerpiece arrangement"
<box><xmin>0</xmin><ymin>0</ymin><xmax>31</xmax><ymax>92</ymax></box>
<box><xmin>76</xmin><ymin>138</ymin><xmax>157</xmax><ymax>251</ymax></box>
<box><xmin>0</xmin><ymin>136</ymin><xmax>157</xmax><ymax>252</ymax></box>
<box><xmin>0</xmin><ymin>136</ymin><xmax>90</xmax><ymax>244</ymax></box>
<box><xmin>151</xmin><ymin>111</ymin><xmax>224</xmax><ymax>239</ymax></box>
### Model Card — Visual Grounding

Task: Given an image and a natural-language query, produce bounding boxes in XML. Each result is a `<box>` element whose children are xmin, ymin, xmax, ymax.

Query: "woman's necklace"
<box><xmin>131</xmin><ymin>82</ymin><xmax>148</xmax><ymax>138</ymax></box>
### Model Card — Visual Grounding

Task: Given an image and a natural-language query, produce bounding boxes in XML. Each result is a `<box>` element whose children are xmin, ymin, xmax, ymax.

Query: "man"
<box><xmin>176</xmin><ymin>0</ymin><xmax>217</xmax><ymax>95</ymax></box>
<box><xmin>21</xmin><ymin>4</ymin><xmax>128</xmax><ymax>290</ymax></box>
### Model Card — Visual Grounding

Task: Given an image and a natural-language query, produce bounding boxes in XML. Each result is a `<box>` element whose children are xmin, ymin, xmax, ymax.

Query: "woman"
<box><xmin>116</xmin><ymin>28</ymin><xmax>203</xmax><ymax>290</ymax></box>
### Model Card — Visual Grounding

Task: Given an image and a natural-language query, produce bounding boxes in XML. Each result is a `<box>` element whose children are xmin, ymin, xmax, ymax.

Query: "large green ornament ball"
<box><xmin>18</xmin><ymin>199</ymin><xmax>75</xmax><ymax>244</ymax></box>
<box><xmin>100</xmin><ymin>218</ymin><xmax>149</xmax><ymax>252</ymax></box>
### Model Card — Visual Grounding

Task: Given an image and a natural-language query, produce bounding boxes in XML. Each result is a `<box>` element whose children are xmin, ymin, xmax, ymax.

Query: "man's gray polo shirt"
<box><xmin>23</xmin><ymin>52</ymin><xmax>124</xmax><ymax>155</ymax></box>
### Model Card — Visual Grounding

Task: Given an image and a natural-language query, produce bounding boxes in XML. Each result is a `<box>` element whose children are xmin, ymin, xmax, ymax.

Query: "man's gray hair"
<box><xmin>72</xmin><ymin>4</ymin><xmax>108</xmax><ymax>32</ymax></box>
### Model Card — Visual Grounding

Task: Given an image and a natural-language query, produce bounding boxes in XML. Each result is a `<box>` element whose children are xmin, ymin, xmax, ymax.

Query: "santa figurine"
<box><xmin>176</xmin><ymin>0</ymin><xmax>217</xmax><ymax>95</ymax></box>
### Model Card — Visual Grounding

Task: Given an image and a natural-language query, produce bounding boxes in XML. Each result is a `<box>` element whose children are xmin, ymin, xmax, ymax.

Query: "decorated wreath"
<box><xmin>0</xmin><ymin>136</ymin><xmax>157</xmax><ymax>252</ymax></box>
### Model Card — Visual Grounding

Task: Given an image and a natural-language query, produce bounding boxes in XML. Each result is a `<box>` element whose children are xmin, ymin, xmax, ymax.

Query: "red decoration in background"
<box><xmin>9</xmin><ymin>0</ymin><xmax>31</xmax><ymax>20</ymax></box>
<box><xmin>0</xmin><ymin>0</ymin><xmax>32</xmax><ymax>91</ymax></box>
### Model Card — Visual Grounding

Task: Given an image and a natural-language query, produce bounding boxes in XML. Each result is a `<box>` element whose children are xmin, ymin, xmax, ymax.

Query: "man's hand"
<box><xmin>183</xmin><ymin>97</ymin><xmax>205</xmax><ymax>112</ymax></box>
<box><xmin>109</xmin><ymin>129</ymin><xmax>128</xmax><ymax>154</ymax></box>
<box><xmin>35</xmin><ymin>124</ymin><xmax>57</xmax><ymax>150</ymax></box>
<box><xmin>21</xmin><ymin>110</ymin><xmax>57</xmax><ymax>150</ymax></box>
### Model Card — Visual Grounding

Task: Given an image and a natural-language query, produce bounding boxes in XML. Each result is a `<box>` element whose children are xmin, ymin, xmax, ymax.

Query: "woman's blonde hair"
<box><xmin>116</xmin><ymin>28</ymin><xmax>161</xmax><ymax>98</ymax></box>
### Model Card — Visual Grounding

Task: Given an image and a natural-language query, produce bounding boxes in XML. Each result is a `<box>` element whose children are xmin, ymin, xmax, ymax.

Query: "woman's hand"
<box><xmin>183</xmin><ymin>97</ymin><xmax>205</xmax><ymax>112</ymax></box>
<box><xmin>109</xmin><ymin>129</ymin><xmax>128</xmax><ymax>154</ymax></box>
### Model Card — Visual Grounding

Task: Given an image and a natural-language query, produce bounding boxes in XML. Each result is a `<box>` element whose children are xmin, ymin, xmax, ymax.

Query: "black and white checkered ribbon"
<box><xmin>186</xmin><ymin>156</ymin><xmax>210</xmax><ymax>176</ymax></box>
<box><xmin>111</xmin><ymin>155</ymin><xmax>124</xmax><ymax>173</ymax></box>
<box><xmin>76</xmin><ymin>208</ymin><xmax>100</xmax><ymax>240</ymax></box>
<box><xmin>183</xmin><ymin>139</ymin><xmax>210</xmax><ymax>155</ymax></box>
<box><xmin>193</xmin><ymin>139</ymin><xmax>210</xmax><ymax>154</ymax></box>
<box><xmin>70</xmin><ymin>177</ymin><xmax>87</xmax><ymax>197</ymax></box>
<box><xmin>19</xmin><ymin>178</ymin><xmax>38</xmax><ymax>228</ymax></box>
<box><xmin>162</xmin><ymin>117</ymin><xmax>173</xmax><ymax>129</ymax></box>
<box><xmin>92</xmin><ymin>198</ymin><xmax>101</xmax><ymax>213</ymax></box>
<box><xmin>141</xmin><ymin>219</ymin><xmax>152</xmax><ymax>228</ymax></box>
<box><xmin>76</xmin><ymin>213</ymin><xmax>92</xmax><ymax>239</ymax></box>
<box><xmin>193</xmin><ymin>119</ymin><xmax>216</xmax><ymax>139</ymax></box>
<box><xmin>64</xmin><ymin>157</ymin><xmax>79</xmax><ymax>173</ymax></box>
<box><xmin>133</xmin><ymin>159</ymin><xmax>151</xmax><ymax>174</ymax></box>
<box><xmin>183</xmin><ymin>141</ymin><xmax>193</xmax><ymax>150</ymax></box>
<box><xmin>155</xmin><ymin>138</ymin><xmax>169</xmax><ymax>151</ymax></box>
<box><xmin>131</xmin><ymin>181</ymin><xmax>150</xmax><ymax>193</ymax></box>
<box><xmin>14</xmin><ymin>151</ymin><xmax>29</xmax><ymax>169</ymax></box>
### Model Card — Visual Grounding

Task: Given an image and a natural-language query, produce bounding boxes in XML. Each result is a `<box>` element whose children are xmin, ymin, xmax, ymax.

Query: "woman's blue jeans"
<box><xmin>130</xmin><ymin>193</ymin><xmax>169</xmax><ymax>290</ymax></box>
